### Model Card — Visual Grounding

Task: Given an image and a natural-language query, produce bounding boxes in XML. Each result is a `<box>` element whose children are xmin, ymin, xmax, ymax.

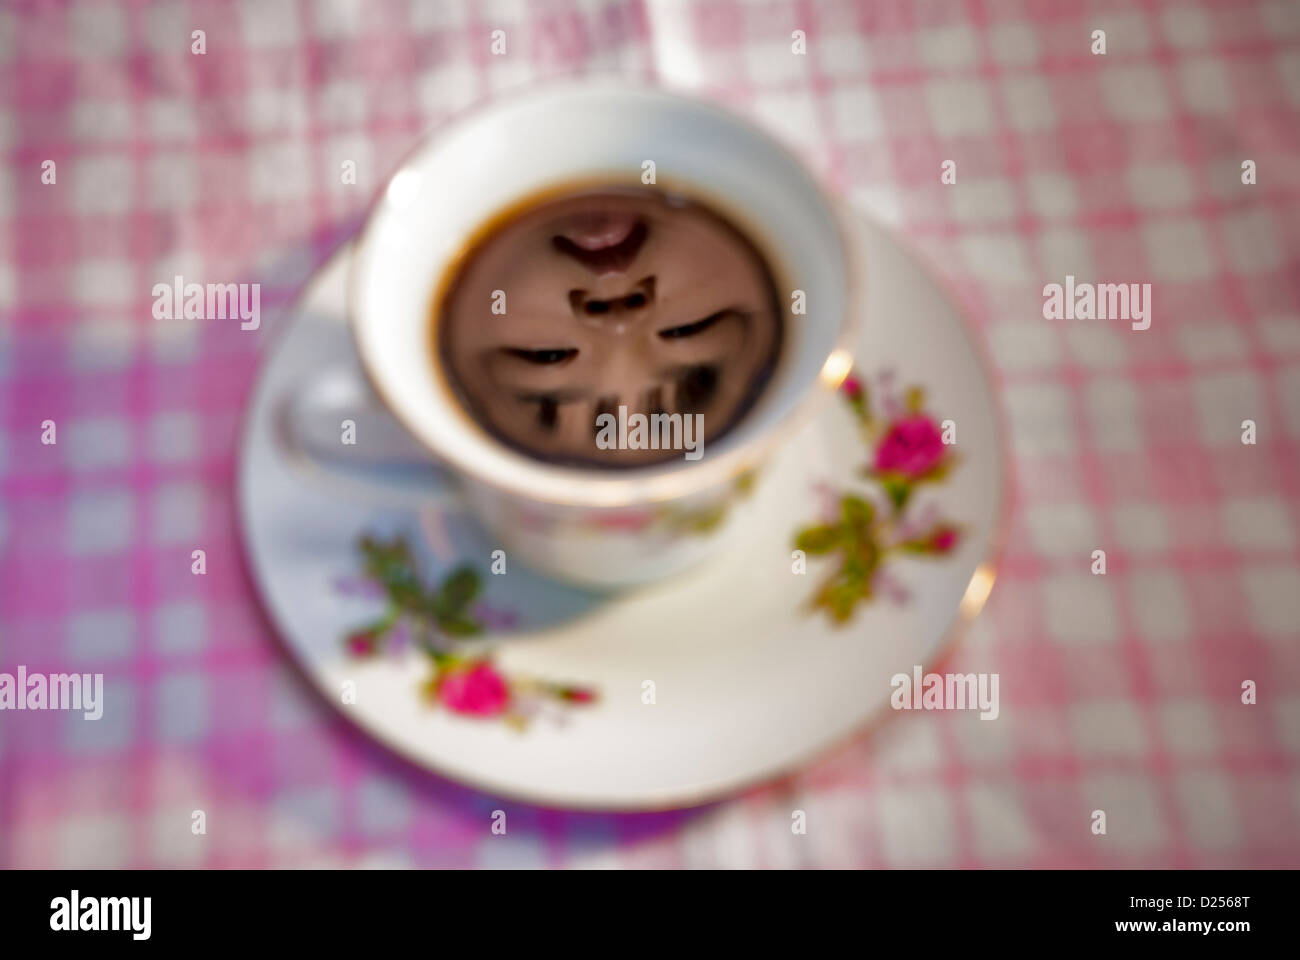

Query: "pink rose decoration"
<box><xmin>842</xmin><ymin>375</ymin><xmax>863</xmax><ymax>399</ymax></box>
<box><xmin>346</xmin><ymin>630</ymin><xmax>378</xmax><ymax>656</ymax></box>
<box><xmin>438</xmin><ymin>662</ymin><xmax>510</xmax><ymax>716</ymax></box>
<box><xmin>875</xmin><ymin>415</ymin><xmax>945</xmax><ymax>478</ymax></box>
<box><xmin>930</xmin><ymin>526</ymin><xmax>959</xmax><ymax>552</ymax></box>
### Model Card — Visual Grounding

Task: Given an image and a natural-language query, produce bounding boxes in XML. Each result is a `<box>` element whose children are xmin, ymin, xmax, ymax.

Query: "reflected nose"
<box><xmin>569</xmin><ymin>276</ymin><xmax>656</xmax><ymax>323</ymax></box>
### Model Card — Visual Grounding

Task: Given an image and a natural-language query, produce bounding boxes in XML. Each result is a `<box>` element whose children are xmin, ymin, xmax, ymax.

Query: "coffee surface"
<box><xmin>437</xmin><ymin>186</ymin><xmax>782</xmax><ymax>467</ymax></box>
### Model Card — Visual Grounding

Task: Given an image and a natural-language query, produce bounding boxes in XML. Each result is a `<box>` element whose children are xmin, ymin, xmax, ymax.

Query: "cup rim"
<box><xmin>348</xmin><ymin>79</ymin><xmax>863</xmax><ymax>509</ymax></box>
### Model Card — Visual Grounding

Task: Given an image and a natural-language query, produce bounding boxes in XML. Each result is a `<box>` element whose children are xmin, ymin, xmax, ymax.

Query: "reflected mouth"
<box><xmin>553</xmin><ymin>219</ymin><xmax>648</xmax><ymax>275</ymax></box>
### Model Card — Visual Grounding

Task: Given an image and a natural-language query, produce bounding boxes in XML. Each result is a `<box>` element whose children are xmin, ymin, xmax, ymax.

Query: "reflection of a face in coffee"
<box><xmin>437</xmin><ymin>187</ymin><xmax>783</xmax><ymax>467</ymax></box>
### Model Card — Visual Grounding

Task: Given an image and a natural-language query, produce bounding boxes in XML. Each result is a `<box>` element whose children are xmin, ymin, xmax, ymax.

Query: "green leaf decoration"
<box><xmin>841</xmin><ymin>494</ymin><xmax>873</xmax><ymax>528</ymax></box>
<box><xmin>817</xmin><ymin>574</ymin><xmax>868</xmax><ymax>623</ymax></box>
<box><xmin>795</xmin><ymin>524</ymin><xmax>840</xmax><ymax>554</ymax></box>
<box><xmin>904</xmin><ymin>385</ymin><xmax>926</xmax><ymax>414</ymax></box>
<box><xmin>437</xmin><ymin>615</ymin><xmax>482</xmax><ymax>637</ymax></box>
<box><xmin>345</xmin><ymin>537</ymin><xmax>485</xmax><ymax>652</ymax></box>
<box><xmin>879</xmin><ymin>474</ymin><xmax>912</xmax><ymax>513</ymax></box>
<box><xmin>436</xmin><ymin>566</ymin><xmax>481</xmax><ymax>618</ymax></box>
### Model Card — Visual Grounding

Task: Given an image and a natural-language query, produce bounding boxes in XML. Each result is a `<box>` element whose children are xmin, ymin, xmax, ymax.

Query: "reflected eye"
<box><xmin>676</xmin><ymin>364</ymin><xmax>719</xmax><ymax>412</ymax></box>
<box><xmin>658</xmin><ymin>310</ymin><xmax>728</xmax><ymax>340</ymax></box>
<box><xmin>514</xmin><ymin>390</ymin><xmax>583</xmax><ymax>431</ymax></box>
<box><xmin>502</xmin><ymin>347</ymin><xmax>578</xmax><ymax>365</ymax></box>
<box><xmin>536</xmin><ymin>396</ymin><xmax>558</xmax><ymax>429</ymax></box>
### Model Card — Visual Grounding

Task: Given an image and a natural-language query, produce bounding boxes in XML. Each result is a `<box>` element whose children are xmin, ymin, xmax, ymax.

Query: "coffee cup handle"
<box><xmin>281</xmin><ymin>362</ymin><xmax>456</xmax><ymax>482</ymax></box>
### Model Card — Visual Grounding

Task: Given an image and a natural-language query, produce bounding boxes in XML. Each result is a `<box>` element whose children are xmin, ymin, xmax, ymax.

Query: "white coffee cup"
<box><xmin>326</xmin><ymin>81</ymin><xmax>861</xmax><ymax>587</ymax></box>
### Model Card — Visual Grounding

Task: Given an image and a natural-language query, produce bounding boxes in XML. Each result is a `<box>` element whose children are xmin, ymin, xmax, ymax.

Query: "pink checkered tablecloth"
<box><xmin>1</xmin><ymin>0</ymin><xmax>1298</xmax><ymax>869</ymax></box>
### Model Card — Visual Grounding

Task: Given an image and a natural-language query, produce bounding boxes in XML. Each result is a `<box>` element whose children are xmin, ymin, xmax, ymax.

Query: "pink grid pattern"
<box><xmin>2</xmin><ymin>0</ymin><xmax>1298</xmax><ymax>868</ymax></box>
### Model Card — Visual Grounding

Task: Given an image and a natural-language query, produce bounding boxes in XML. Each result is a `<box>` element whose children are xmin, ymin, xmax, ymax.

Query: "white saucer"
<box><xmin>237</xmin><ymin>211</ymin><xmax>1007</xmax><ymax>811</ymax></box>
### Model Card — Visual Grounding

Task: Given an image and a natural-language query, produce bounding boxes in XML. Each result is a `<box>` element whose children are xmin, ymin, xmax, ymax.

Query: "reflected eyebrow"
<box><xmin>500</xmin><ymin>346</ymin><xmax>579</xmax><ymax>364</ymax></box>
<box><xmin>657</xmin><ymin>309</ymin><xmax>742</xmax><ymax>339</ymax></box>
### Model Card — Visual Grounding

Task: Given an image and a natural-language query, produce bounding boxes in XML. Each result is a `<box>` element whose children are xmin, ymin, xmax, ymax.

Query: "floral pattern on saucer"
<box><xmin>342</xmin><ymin>536</ymin><xmax>597</xmax><ymax>728</ymax></box>
<box><xmin>793</xmin><ymin>369</ymin><xmax>963</xmax><ymax>623</ymax></box>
